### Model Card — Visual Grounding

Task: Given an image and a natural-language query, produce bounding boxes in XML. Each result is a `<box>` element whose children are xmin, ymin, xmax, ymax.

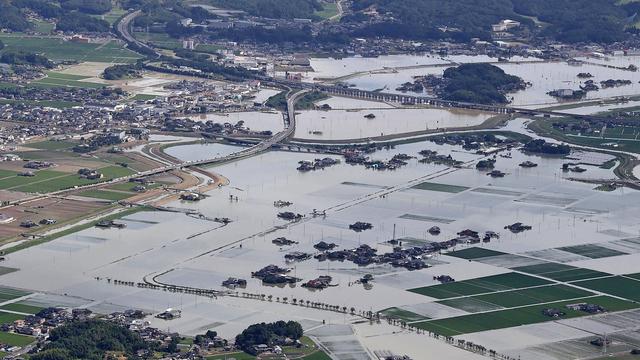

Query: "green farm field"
<box><xmin>415</xmin><ymin>296</ymin><xmax>638</xmax><ymax>336</ymax></box>
<box><xmin>409</xmin><ymin>273</ymin><xmax>551</xmax><ymax>299</ymax></box>
<box><xmin>0</xmin><ymin>35</ymin><xmax>141</xmax><ymax>63</ymax></box>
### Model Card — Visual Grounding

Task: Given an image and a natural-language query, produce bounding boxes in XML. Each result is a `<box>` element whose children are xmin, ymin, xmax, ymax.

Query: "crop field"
<box><xmin>44</xmin><ymin>71</ymin><xmax>92</xmax><ymax>81</ymax></box>
<box><xmin>557</xmin><ymin>244</ymin><xmax>629</xmax><ymax>259</ymax></box>
<box><xmin>24</xmin><ymin>140</ymin><xmax>77</xmax><ymax>150</ymax></box>
<box><xmin>409</xmin><ymin>273</ymin><xmax>551</xmax><ymax>299</ymax></box>
<box><xmin>572</xmin><ymin>277</ymin><xmax>640</xmax><ymax>302</ymax></box>
<box><xmin>380</xmin><ymin>307</ymin><xmax>430</xmax><ymax>322</ymax></box>
<box><xmin>414</xmin><ymin>296</ymin><xmax>638</xmax><ymax>336</ymax></box>
<box><xmin>626</xmin><ymin>273</ymin><xmax>640</xmax><ymax>281</ymax></box>
<box><xmin>0</xmin><ymin>328</ymin><xmax>35</xmax><ymax>346</ymax></box>
<box><xmin>0</xmin><ymin>303</ymin><xmax>44</xmax><ymax>315</ymax></box>
<box><xmin>412</xmin><ymin>181</ymin><xmax>469</xmax><ymax>193</ymax></box>
<box><xmin>107</xmin><ymin>182</ymin><xmax>162</xmax><ymax>192</ymax></box>
<box><xmin>79</xmin><ymin>189</ymin><xmax>133</xmax><ymax>201</ymax></box>
<box><xmin>513</xmin><ymin>262</ymin><xmax>611</xmax><ymax>282</ymax></box>
<box><xmin>0</xmin><ymin>287</ymin><xmax>29</xmax><ymax>302</ymax></box>
<box><xmin>0</xmin><ymin>169</ymin><xmax>18</xmax><ymax>179</ymax></box>
<box><xmin>10</xmin><ymin>166</ymin><xmax>134</xmax><ymax>193</ymax></box>
<box><xmin>31</xmin><ymin>76</ymin><xmax>106</xmax><ymax>89</ymax></box>
<box><xmin>133</xmin><ymin>31</ymin><xmax>182</xmax><ymax>50</ymax></box>
<box><xmin>131</xmin><ymin>94</ymin><xmax>157</xmax><ymax>101</ymax></box>
<box><xmin>438</xmin><ymin>285</ymin><xmax>595</xmax><ymax>312</ymax></box>
<box><xmin>445</xmin><ymin>247</ymin><xmax>507</xmax><ymax>260</ymax></box>
<box><xmin>0</xmin><ymin>35</ymin><xmax>141</xmax><ymax>63</ymax></box>
<box><xmin>0</xmin><ymin>170</ymin><xmax>68</xmax><ymax>190</ymax></box>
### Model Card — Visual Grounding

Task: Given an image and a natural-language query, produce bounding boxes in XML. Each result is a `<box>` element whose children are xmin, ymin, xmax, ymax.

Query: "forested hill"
<box><xmin>348</xmin><ymin>0</ymin><xmax>640</xmax><ymax>43</ymax></box>
<box><xmin>204</xmin><ymin>0</ymin><xmax>323</xmax><ymax>19</ymax></box>
<box><xmin>0</xmin><ymin>0</ymin><xmax>112</xmax><ymax>32</ymax></box>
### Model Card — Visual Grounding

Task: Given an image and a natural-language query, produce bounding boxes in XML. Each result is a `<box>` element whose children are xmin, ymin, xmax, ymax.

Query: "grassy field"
<box><xmin>31</xmin><ymin>77</ymin><xmax>106</xmax><ymax>89</ymax></box>
<box><xmin>44</xmin><ymin>71</ymin><xmax>92</xmax><ymax>81</ymax></box>
<box><xmin>0</xmin><ymin>303</ymin><xmax>44</xmax><ymax>315</ymax></box>
<box><xmin>106</xmin><ymin>182</ymin><xmax>162</xmax><ymax>192</ymax></box>
<box><xmin>0</xmin><ymin>312</ymin><xmax>25</xmax><ymax>324</ymax></box>
<box><xmin>96</xmin><ymin>8</ymin><xmax>128</xmax><ymax>25</ymax></box>
<box><xmin>626</xmin><ymin>273</ymin><xmax>640</xmax><ymax>281</ymax></box>
<box><xmin>445</xmin><ymin>247</ymin><xmax>506</xmax><ymax>260</ymax></box>
<box><xmin>0</xmin><ymin>35</ymin><xmax>141</xmax><ymax>63</ymax></box>
<box><xmin>0</xmin><ymin>330</ymin><xmax>35</xmax><ymax>347</ymax></box>
<box><xmin>315</xmin><ymin>2</ymin><xmax>339</xmax><ymax>19</ymax></box>
<box><xmin>130</xmin><ymin>94</ymin><xmax>157</xmax><ymax>101</ymax></box>
<box><xmin>0</xmin><ymin>287</ymin><xmax>30</xmax><ymax>302</ymax></box>
<box><xmin>572</xmin><ymin>277</ymin><xmax>640</xmax><ymax>301</ymax></box>
<box><xmin>12</xmin><ymin>166</ymin><xmax>135</xmax><ymax>193</ymax></box>
<box><xmin>31</xmin><ymin>20</ymin><xmax>55</xmax><ymax>34</ymax></box>
<box><xmin>133</xmin><ymin>31</ymin><xmax>182</xmax><ymax>50</ymax></box>
<box><xmin>380</xmin><ymin>307</ymin><xmax>430</xmax><ymax>322</ymax></box>
<box><xmin>24</xmin><ymin>140</ymin><xmax>76</xmax><ymax>150</ymax></box>
<box><xmin>412</xmin><ymin>182</ymin><xmax>469</xmax><ymax>193</ymax></box>
<box><xmin>0</xmin><ymin>170</ymin><xmax>68</xmax><ymax>190</ymax></box>
<box><xmin>206</xmin><ymin>352</ymin><xmax>255</xmax><ymax>360</ymax></box>
<box><xmin>557</xmin><ymin>244</ymin><xmax>628</xmax><ymax>259</ymax></box>
<box><xmin>529</xmin><ymin>119</ymin><xmax>640</xmax><ymax>154</ymax></box>
<box><xmin>513</xmin><ymin>263</ymin><xmax>611</xmax><ymax>282</ymax></box>
<box><xmin>438</xmin><ymin>285</ymin><xmax>594</xmax><ymax>312</ymax></box>
<box><xmin>409</xmin><ymin>273</ymin><xmax>551</xmax><ymax>299</ymax></box>
<box><xmin>0</xmin><ymin>169</ymin><xmax>18</xmax><ymax>179</ymax></box>
<box><xmin>79</xmin><ymin>189</ymin><xmax>133</xmax><ymax>201</ymax></box>
<box><xmin>302</xmin><ymin>351</ymin><xmax>332</xmax><ymax>360</ymax></box>
<box><xmin>415</xmin><ymin>296</ymin><xmax>638</xmax><ymax>336</ymax></box>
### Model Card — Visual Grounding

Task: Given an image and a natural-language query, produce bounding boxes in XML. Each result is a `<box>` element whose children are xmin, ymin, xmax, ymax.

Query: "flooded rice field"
<box><xmin>294</xmin><ymin>108</ymin><xmax>493</xmax><ymax>140</ymax></box>
<box><xmin>2</xmin><ymin>120</ymin><xmax>640</xmax><ymax>359</ymax></box>
<box><xmin>310</xmin><ymin>54</ymin><xmax>640</xmax><ymax>107</ymax></box>
<box><xmin>187</xmin><ymin>110</ymin><xmax>284</xmax><ymax>133</ymax></box>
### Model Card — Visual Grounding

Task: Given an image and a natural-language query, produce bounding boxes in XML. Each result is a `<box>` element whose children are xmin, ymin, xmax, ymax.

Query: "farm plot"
<box><xmin>412</xmin><ymin>182</ymin><xmax>469</xmax><ymax>193</ymax></box>
<box><xmin>408</xmin><ymin>273</ymin><xmax>551</xmax><ymax>299</ymax></box>
<box><xmin>379</xmin><ymin>307</ymin><xmax>430</xmax><ymax>322</ymax></box>
<box><xmin>572</xmin><ymin>277</ymin><xmax>640</xmax><ymax>302</ymax></box>
<box><xmin>513</xmin><ymin>262</ymin><xmax>611</xmax><ymax>282</ymax></box>
<box><xmin>438</xmin><ymin>285</ymin><xmax>594</xmax><ymax>312</ymax></box>
<box><xmin>414</xmin><ymin>296</ymin><xmax>638</xmax><ymax>336</ymax></box>
<box><xmin>0</xmin><ymin>170</ymin><xmax>68</xmax><ymax>190</ymax></box>
<box><xmin>445</xmin><ymin>247</ymin><xmax>507</xmax><ymax>260</ymax></box>
<box><xmin>0</xmin><ymin>35</ymin><xmax>141</xmax><ymax>63</ymax></box>
<box><xmin>557</xmin><ymin>244</ymin><xmax>629</xmax><ymax>259</ymax></box>
<box><xmin>0</xmin><ymin>287</ymin><xmax>29</xmax><ymax>302</ymax></box>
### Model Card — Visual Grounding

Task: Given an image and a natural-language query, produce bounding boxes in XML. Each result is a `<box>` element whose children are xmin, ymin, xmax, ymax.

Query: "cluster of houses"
<box><xmin>77</xmin><ymin>168</ymin><xmax>103</xmax><ymax>180</ymax></box>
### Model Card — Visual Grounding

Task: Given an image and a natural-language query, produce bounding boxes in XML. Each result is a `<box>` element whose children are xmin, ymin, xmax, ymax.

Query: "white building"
<box><xmin>492</xmin><ymin>19</ymin><xmax>520</xmax><ymax>32</ymax></box>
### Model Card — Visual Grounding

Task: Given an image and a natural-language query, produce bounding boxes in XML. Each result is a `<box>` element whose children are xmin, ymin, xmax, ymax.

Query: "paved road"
<box><xmin>115</xmin><ymin>10</ymin><xmax>159</xmax><ymax>57</ymax></box>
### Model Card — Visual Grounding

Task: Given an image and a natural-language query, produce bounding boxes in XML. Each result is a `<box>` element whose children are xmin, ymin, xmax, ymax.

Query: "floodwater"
<box><xmin>313</xmin><ymin>54</ymin><xmax>640</xmax><ymax>107</ymax></box>
<box><xmin>187</xmin><ymin>111</ymin><xmax>284</xmax><ymax>133</ymax></box>
<box><xmin>164</xmin><ymin>142</ymin><xmax>242</xmax><ymax>162</ymax></box>
<box><xmin>3</xmin><ymin>52</ymin><xmax>640</xmax><ymax>360</ymax></box>
<box><xmin>306</xmin><ymin>54</ymin><xmax>536</xmax><ymax>81</ymax></box>
<box><xmin>294</xmin><ymin>108</ymin><xmax>492</xmax><ymax>140</ymax></box>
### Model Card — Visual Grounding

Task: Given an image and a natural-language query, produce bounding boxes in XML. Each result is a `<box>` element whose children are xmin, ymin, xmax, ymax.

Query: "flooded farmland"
<box><xmin>2</xmin><ymin>51</ymin><xmax>640</xmax><ymax>360</ymax></box>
